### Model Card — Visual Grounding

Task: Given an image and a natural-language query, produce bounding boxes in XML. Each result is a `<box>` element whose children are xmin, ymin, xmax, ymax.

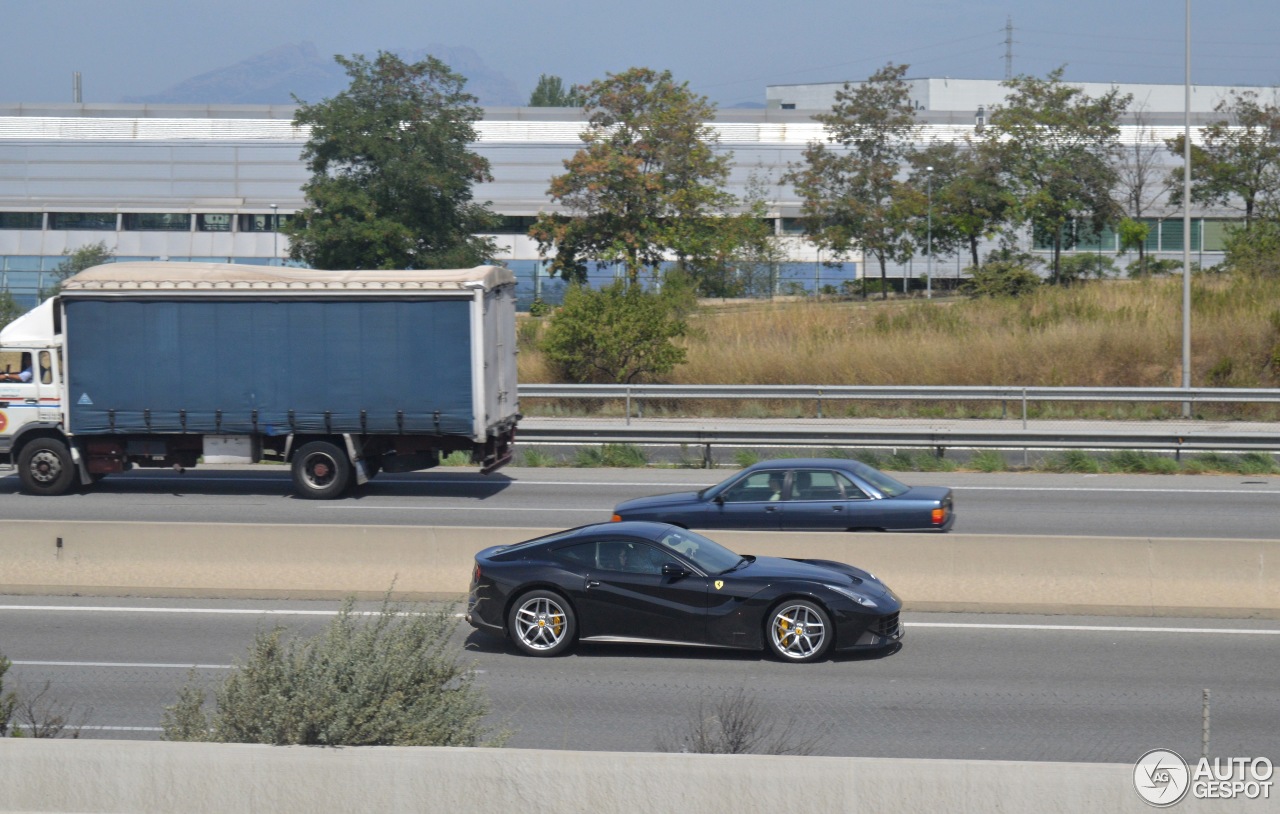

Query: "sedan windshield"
<box><xmin>654</xmin><ymin>527</ymin><xmax>743</xmax><ymax>574</ymax></box>
<box><xmin>850</xmin><ymin>461</ymin><xmax>909</xmax><ymax>497</ymax></box>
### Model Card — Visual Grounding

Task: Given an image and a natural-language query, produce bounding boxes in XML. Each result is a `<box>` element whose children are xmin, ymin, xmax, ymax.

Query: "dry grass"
<box><xmin>517</xmin><ymin>274</ymin><xmax>1280</xmax><ymax>418</ymax></box>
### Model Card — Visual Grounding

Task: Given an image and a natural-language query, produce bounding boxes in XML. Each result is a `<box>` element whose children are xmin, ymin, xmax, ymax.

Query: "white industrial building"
<box><xmin>0</xmin><ymin>80</ymin><xmax>1257</xmax><ymax>308</ymax></box>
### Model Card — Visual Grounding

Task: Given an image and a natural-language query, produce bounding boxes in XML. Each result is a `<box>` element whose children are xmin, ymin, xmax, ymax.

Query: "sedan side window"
<box><xmin>791</xmin><ymin>470</ymin><xmax>845</xmax><ymax>501</ymax></box>
<box><xmin>719</xmin><ymin>472</ymin><xmax>780</xmax><ymax>503</ymax></box>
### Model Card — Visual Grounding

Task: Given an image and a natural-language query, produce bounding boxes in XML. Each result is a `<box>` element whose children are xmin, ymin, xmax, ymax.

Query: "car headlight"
<box><xmin>825</xmin><ymin>584</ymin><xmax>878</xmax><ymax>608</ymax></box>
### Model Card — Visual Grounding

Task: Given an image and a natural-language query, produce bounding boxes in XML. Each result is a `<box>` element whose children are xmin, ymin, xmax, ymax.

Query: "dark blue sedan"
<box><xmin>611</xmin><ymin>458</ymin><xmax>954</xmax><ymax>532</ymax></box>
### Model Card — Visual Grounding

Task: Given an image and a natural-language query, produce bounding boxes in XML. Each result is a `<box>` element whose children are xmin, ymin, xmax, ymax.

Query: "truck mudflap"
<box><xmin>479</xmin><ymin>423</ymin><xmax>517</xmax><ymax>475</ymax></box>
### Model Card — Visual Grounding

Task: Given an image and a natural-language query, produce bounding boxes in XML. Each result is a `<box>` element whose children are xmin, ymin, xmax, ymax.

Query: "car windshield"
<box><xmin>653</xmin><ymin>528</ymin><xmax>743</xmax><ymax>574</ymax></box>
<box><xmin>849</xmin><ymin>461</ymin><xmax>909</xmax><ymax>497</ymax></box>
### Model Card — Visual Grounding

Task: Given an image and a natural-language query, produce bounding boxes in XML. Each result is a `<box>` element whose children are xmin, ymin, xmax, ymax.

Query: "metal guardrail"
<box><xmin>515</xmin><ymin>385</ymin><xmax>1280</xmax><ymax>460</ymax></box>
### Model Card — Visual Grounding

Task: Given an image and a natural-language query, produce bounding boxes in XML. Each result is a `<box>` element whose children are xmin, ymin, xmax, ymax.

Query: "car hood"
<box><xmin>613</xmin><ymin>491</ymin><xmax>702</xmax><ymax>513</ymax></box>
<box><xmin>736</xmin><ymin>555</ymin><xmax>894</xmax><ymax>599</ymax></box>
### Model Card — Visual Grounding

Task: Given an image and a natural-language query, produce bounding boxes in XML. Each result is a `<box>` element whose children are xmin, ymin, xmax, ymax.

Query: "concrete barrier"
<box><xmin>1</xmin><ymin>521</ymin><xmax>1277</xmax><ymax>617</ymax></box>
<box><xmin>0</xmin><ymin>739</ymin><xmax>1256</xmax><ymax>814</ymax></box>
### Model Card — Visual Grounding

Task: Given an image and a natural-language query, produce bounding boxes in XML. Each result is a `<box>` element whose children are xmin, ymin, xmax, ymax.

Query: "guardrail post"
<box><xmin>817</xmin><ymin>389</ymin><xmax>823</xmax><ymax>419</ymax></box>
<box><xmin>1022</xmin><ymin>388</ymin><xmax>1028</xmax><ymax>430</ymax></box>
<box><xmin>626</xmin><ymin>388</ymin><xmax>631</xmax><ymax>427</ymax></box>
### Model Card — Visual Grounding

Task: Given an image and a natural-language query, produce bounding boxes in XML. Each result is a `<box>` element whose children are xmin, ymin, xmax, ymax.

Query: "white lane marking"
<box><xmin>2</xmin><ymin>606</ymin><xmax>1277</xmax><ymax>636</ymax></box>
<box><xmin>0</xmin><ymin>606</ymin><xmax>469</xmax><ymax>617</ymax></box>
<box><xmin>907</xmin><ymin>622</ymin><xmax>1280</xmax><ymax>635</ymax></box>
<box><xmin>13</xmin><ymin>660</ymin><xmax>233</xmax><ymax>669</ymax></box>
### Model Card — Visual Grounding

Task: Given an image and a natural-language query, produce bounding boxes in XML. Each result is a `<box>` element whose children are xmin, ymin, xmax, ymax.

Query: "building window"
<box><xmin>238</xmin><ymin>213</ymin><xmax>288</xmax><ymax>233</ymax></box>
<box><xmin>780</xmin><ymin>217</ymin><xmax>807</xmax><ymax>235</ymax></box>
<box><xmin>0</xmin><ymin>212</ymin><xmax>42</xmax><ymax>229</ymax></box>
<box><xmin>197</xmin><ymin>214</ymin><xmax>234</xmax><ymax>232</ymax></box>
<box><xmin>123</xmin><ymin>213</ymin><xmax>192</xmax><ymax>231</ymax></box>
<box><xmin>48</xmin><ymin>212</ymin><xmax>117</xmax><ymax>231</ymax></box>
<box><xmin>492</xmin><ymin>216</ymin><xmax>537</xmax><ymax>234</ymax></box>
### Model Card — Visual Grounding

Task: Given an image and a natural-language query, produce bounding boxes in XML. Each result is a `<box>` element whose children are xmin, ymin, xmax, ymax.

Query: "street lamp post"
<box><xmin>926</xmin><ymin>166</ymin><xmax>933</xmax><ymax>299</ymax></box>
<box><xmin>270</xmin><ymin>204</ymin><xmax>278</xmax><ymax>266</ymax></box>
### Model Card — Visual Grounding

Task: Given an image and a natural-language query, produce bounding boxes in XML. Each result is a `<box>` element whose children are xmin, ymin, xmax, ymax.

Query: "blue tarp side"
<box><xmin>65</xmin><ymin>298</ymin><xmax>475</xmax><ymax>436</ymax></box>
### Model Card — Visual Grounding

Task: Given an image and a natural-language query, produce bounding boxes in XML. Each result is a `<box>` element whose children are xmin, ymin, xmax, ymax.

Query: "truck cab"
<box><xmin>0</xmin><ymin>299</ymin><xmax>75</xmax><ymax>492</ymax></box>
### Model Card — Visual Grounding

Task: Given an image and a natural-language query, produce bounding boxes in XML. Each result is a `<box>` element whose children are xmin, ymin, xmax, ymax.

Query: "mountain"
<box><xmin>122</xmin><ymin>42</ymin><xmax>524</xmax><ymax>106</ymax></box>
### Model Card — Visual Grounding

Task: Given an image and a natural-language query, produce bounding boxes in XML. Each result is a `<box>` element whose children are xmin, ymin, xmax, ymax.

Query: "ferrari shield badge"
<box><xmin>714</xmin><ymin>580</ymin><xmax>724</xmax><ymax>590</ymax></box>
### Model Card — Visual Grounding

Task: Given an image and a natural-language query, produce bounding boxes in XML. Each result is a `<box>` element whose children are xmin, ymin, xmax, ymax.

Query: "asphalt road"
<box><xmin>2</xmin><ymin>596</ymin><xmax>1276</xmax><ymax>763</ymax></box>
<box><xmin>1</xmin><ymin>465</ymin><xmax>1278</xmax><ymax>538</ymax></box>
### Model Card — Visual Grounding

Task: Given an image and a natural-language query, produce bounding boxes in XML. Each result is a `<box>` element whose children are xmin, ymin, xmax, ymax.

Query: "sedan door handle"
<box><xmin>586</xmin><ymin>580</ymin><xmax>601</xmax><ymax>589</ymax></box>
<box><xmin>765</xmin><ymin>506</ymin><xmax>779</xmax><ymax>512</ymax></box>
<box><xmin>831</xmin><ymin>505</ymin><xmax>844</xmax><ymax>512</ymax></box>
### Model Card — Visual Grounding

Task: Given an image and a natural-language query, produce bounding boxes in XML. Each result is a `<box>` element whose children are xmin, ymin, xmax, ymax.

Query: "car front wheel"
<box><xmin>508</xmin><ymin>590</ymin><xmax>576</xmax><ymax>657</ymax></box>
<box><xmin>766</xmin><ymin>599</ymin><xmax>833</xmax><ymax>663</ymax></box>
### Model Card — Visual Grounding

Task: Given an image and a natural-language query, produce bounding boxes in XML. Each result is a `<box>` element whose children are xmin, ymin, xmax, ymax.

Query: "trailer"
<box><xmin>0</xmin><ymin>262</ymin><xmax>519</xmax><ymax>498</ymax></box>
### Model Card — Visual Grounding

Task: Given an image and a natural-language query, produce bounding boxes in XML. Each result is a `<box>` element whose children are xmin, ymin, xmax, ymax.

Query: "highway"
<box><xmin>1</xmin><ymin>465</ymin><xmax>1278</xmax><ymax>538</ymax></box>
<box><xmin>2</xmin><ymin>596</ymin><xmax>1277</xmax><ymax>763</ymax></box>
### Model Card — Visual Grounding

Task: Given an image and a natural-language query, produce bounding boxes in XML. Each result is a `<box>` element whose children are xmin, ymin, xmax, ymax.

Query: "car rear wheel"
<box><xmin>766</xmin><ymin>599</ymin><xmax>832</xmax><ymax>663</ymax></box>
<box><xmin>508</xmin><ymin>590</ymin><xmax>575</xmax><ymax>657</ymax></box>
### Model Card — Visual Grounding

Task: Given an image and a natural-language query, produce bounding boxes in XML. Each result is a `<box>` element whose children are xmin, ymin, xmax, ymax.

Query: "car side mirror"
<box><xmin>713</xmin><ymin>494</ymin><xmax>724</xmax><ymax>505</ymax></box>
<box><xmin>661</xmin><ymin>563</ymin><xmax>688</xmax><ymax>577</ymax></box>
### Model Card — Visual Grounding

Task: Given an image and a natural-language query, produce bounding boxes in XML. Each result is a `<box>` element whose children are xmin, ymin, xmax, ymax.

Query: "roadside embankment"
<box><xmin>0</xmin><ymin>739</ymin><xmax>1240</xmax><ymax>814</ymax></box>
<box><xmin>1</xmin><ymin>521</ymin><xmax>1276</xmax><ymax>617</ymax></box>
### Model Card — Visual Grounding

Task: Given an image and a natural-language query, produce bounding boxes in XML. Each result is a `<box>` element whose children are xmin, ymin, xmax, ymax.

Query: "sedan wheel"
<box><xmin>508</xmin><ymin>590</ymin><xmax>576</xmax><ymax>657</ymax></box>
<box><xmin>767</xmin><ymin>600</ymin><xmax>833</xmax><ymax>663</ymax></box>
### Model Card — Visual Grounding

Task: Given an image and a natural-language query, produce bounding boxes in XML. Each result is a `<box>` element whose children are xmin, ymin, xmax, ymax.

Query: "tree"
<box><xmin>787</xmin><ymin>63</ymin><xmax>919</xmax><ymax>300</ymax></box>
<box><xmin>285</xmin><ymin>52</ymin><xmax>498</xmax><ymax>270</ymax></box>
<box><xmin>530</xmin><ymin>67</ymin><xmax>734</xmax><ymax>285</ymax></box>
<box><xmin>1166</xmin><ymin>90</ymin><xmax>1280</xmax><ymax>228</ymax></box>
<box><xmin>540</xmin><ymin>281</ymin><xmax>692</xmax><ymax>383</ymax></box>
<box><xmin>162</xmin><ymin>598</ymin><xmax>498</xmax><ymax>746</ymax></box>
<box><xmin>529</xmin><ymin>74</ymin><xmax>582</xmax><ymax>107</ymax></box>
<box><xmin>908</xmin><ymin>141</ymin><xmax>1016</xmax><ymax>270</ymax></box>
<box><xmin>1114</xmin><ymin>107</ymin><xmax>1171</xmax><ymax>274</ymax></box>
<box><xmin>42</xmin><ymin>241</ymin><xmax>115</xmax><ymax>299</ymax></box>
<box><xmin>681</xmin><ymin>169</ymin><xmax>789</xmax><ymax>298</ymax></box>
<box><xmin>985</xmin><ymin>67</ymin><xmax>1129</xmax><ymax>284</ymax></box>
<box><xmin>0</xmin><ymin>291</ymin><xmax>22</xmax><ymax>330</ymax></box>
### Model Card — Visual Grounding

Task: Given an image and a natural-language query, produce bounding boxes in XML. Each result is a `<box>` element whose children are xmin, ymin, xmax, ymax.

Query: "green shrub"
<box><xmin>1238</xmin><ymin>452</ymin><xmax>1279</xmax><ymax>475</ymax></box>
<box><xmin>440</xmin><ymin>450</ymin><xmax>472</xmax><ymax>466</ymax></box>
<box><xmin>162</xmin><ymin>598</ymin><xmax>499</xmax><ymax>747</ymax></box>
<box><xmin>968</xmin><ymin>450</ymin><xmax>1007</xmax><ymax>472</ymax></box>
<box><xmin>1039</xmin><ymin>450</ymin><xmax>1102</xmax><ymax>473</ymax></box>
<box><xmin>733</xmin><ymin>449</ymin><xmax>761</xmax><ymax>468</ymax></box>
<box><xmin>574</xmin><ymin>443</ymin><xmax>648</xmax><ymax>468</ymax></box>
<box><xmin>962</xmin><ymin>260</ymin><xmax>1042</xmax><ymax>298</ymax></box>
<box><xmin>519</xmin><ymin>448</ymin><xmax>556</xmax><ymax>467</ymax></box>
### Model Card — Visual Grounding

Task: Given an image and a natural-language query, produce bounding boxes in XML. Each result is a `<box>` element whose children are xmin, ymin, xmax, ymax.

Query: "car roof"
<box><xmin>743</xmin><ymin>458</ymin><xmax>871</xmax><ymax>471</ymax></box>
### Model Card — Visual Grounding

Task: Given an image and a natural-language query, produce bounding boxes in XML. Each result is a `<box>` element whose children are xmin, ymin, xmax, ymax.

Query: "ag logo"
<box><xmin>714</xmin><ymin>580</ymin><xmax>724</xmax><ymax>590</ymax></box>
<box><xmin>1134</xmin><ymin>748</ymin><xmax>1190</xmax><ymax>807</ymax></box>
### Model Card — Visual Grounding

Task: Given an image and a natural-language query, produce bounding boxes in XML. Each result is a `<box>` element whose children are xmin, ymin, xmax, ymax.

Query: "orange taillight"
<box><xmin>931</xmin><ymin>507</ymin><xmax>946</xmax><ymax>525</ymax></box>
<box><xmin>611</xmin><ymin>514</ymin><xmax>623</xmax><ymax>522</ymax></box>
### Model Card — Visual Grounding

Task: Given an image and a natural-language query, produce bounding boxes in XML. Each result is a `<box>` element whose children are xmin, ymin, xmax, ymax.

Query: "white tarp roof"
<box><xmin>60</xmin><ymin>262</ymin><xmax>516</xmax><ymax>295</ymax></box>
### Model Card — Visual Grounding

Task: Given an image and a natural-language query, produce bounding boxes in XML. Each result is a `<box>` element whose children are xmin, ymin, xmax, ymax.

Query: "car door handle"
<box><xmin>831</xmin><ymin>505</ymin><xmax>844</xmax><ymax>511</ymax></box>
<box><xmin>765</xmin><ymin>506</ymin><xmax>778</xmax><ymax>512</ymax></box>
<box><xmin>586</xmin><ymin>580</ymin><xmax>601</xmax><ymax>589</ymax></box>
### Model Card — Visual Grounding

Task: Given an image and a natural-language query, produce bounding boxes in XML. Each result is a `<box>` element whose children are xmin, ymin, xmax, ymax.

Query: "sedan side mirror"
<box><xmin>713</xmin><ymin>494</ymin><xmax>724</xmax><ymax>505</ymax></box>
<box><xmin>661</xmin><ymin>563</ymin><xmax>688</xmax><ymax>578</ymax></box>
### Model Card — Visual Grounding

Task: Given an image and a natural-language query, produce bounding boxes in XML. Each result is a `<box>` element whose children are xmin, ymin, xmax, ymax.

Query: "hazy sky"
<box><xmin>3</xmin><ymin>0</ymin><xmax>1278</xmax><ymax>106</ymax></box>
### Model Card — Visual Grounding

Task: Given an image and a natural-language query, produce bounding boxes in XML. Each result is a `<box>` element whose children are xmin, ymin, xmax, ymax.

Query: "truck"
<box><xmin>0</xmin><ymin>261</ymin><xmax>520</xmax><ymax>499</ymax></box>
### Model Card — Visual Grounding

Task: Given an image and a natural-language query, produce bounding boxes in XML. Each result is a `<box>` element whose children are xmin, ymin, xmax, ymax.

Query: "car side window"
<box><xmin>720</xmin><ymin>472</ymin><xmax>781</xmax><ymax>503</ymax></box>
<box><xmin>597</xmin><ymin>541</ymin><xmax>666</xmax><ymax>575</ymax></box>
<box><xmin>834</xmin><ymin>472</ymin><xmax>870</xmax><ymax>500</ymax></box>
<box><xmin>554</xmin><ymin>542</ymin><xmax>599</xmax><ymax>568</ymax></box>
<box><xmin>795</xmin><ymin>470</ymin><xmax>845</xmax><ymax>501</ymax></box>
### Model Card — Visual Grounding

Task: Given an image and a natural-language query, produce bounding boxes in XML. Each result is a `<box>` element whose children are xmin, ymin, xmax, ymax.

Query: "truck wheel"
<box><xmin>291</xmin><ymin>441</ymin><xmax>351</xmax><ymax>499</ymax></box>
<box><xmin>18</xmin><ymin>438</ymin><xmax>77</xmax><ymax>496</ymax></box>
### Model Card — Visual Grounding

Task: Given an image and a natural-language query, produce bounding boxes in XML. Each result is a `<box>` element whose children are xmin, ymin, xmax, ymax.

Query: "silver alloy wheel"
<box><xmin>770</xmin><ymin>603</ymin><xmax>827</xmax><ymax>660</ymax></box>
<box><xmin>27</xmin><ymin>449</ymin><xmax>64</xmax><ymax>484</ymax></box>
<box><xmin>514</xmin><ymin>595</ymin><xmax>569</xmax><ymax>651</ymax></box>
